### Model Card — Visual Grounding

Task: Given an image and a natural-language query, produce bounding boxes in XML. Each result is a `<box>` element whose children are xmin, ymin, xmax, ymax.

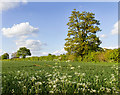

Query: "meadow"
<box><xmin>1</xmin><ymin>61</ymin><xmax>119</xmax><ymax>94</ymax></box>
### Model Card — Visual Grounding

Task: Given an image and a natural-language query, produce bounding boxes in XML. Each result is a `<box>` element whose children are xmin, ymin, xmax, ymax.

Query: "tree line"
<box><xmin>1</xmin><ymin>48</ymin><xmax>118</xmax><ymax>63</ymax></box>
<box><xmin>0</xmin><ymin>47</ymin><xmax>31</xmax><ymax>60</ymax></box>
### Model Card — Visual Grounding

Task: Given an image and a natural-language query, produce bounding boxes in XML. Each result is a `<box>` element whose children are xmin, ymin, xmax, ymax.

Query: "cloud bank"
<box><xmin>2</xmin><ymin>22</ymin><xmax>47</xmax><ymax>56</ymax></box>
<box><xmin>102</xmin><ymin>46</ymin><xmax>118</xmax><ymax>49</ymax></box>
<box><xmin>52</xmin><ymin>48</ymin><xmax>67</xmax><ymax>55</ymax></box>
<box><xmin>16</xmin><ymin>39</ymin><xmax>43</xmax><ymax>51</ymax></box>
<box><xmin>2</xmin><ymin>22</ymin><xmax>38</xmax><ymax>37</ymax></box>
<box><xmin>0</xmin><ymin>0</ymin><xmax>27</xmax><ymax>12</ymax></box>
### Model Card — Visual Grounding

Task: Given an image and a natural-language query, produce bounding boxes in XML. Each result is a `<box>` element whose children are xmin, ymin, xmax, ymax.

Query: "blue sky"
<box><xmin>0</xmin><ymin>2</ymin><xmax>118</xmax><ymax>56</ymax></box>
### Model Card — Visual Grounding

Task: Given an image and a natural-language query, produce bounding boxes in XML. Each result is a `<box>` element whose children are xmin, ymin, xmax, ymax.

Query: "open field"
<box><xmin>1</xmin><ymin>61</ymin><xmax>119</xmax><ymax>94</ymax></box>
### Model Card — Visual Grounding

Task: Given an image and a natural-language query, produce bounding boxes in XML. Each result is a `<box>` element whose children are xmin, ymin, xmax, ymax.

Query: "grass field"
<box><xmin>1</xmin><ymin>61</ymin><xmax>119</xmax><ymax>94</ymax></box>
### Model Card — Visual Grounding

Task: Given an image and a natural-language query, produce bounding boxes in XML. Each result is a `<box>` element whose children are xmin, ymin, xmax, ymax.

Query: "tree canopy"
<box><xmin>17</xmin><ymin>47</ymin><xmax>31</xmax><ymax>58</ymax></box>
<box><xmin>1</xmin><ymin>53</ymin><xmax>9</xmax><ymax>59</ymax></box>
<box><xmin>64</xmin><ymin>9</ymin><xmax>102</xmax><ymax>57</ymax></box>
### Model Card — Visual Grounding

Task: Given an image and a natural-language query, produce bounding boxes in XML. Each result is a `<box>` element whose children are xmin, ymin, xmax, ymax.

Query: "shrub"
<box><xmin>77</xmin><ymin>56</ymin><xmax>83</xmax><ymax>62</ymax></box>
<box><xmin>68</xmin><ymin>55</ymin><xmax>76</xmax><ymax>62</ymax></box>
<box><xmin>104</xmin><ymin>49</ymin><xmax>119</xmax><ymax>62</ymax></box>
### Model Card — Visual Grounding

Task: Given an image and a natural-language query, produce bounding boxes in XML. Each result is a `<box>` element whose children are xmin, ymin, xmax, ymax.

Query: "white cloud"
<box><xmin>15</xmin><ymin>38</ymin><xmax>47</xmax><ymax>56</ymax></box>
<box><xmin>102</xmin><ymin>46</ymin><xmax>118</xmax><ymax>49</ymax></box>
<box><xmin>40</xmin><ymin>52</ymin><xmax>48</xmax><ymax>55</ymax></box>
<box><xmin>31</xmin><ymin>48</ymin><xmax>67</xmax><ymax>56</ymax></box>
<box><xmin>29</xmin><ymin>48</ymin><xmax>67</xmax><ymax>56</ymax></box>
<box><xmin>16</xmin><ymin>39</ymin><xmax>43</xmax><ymax>51</ymax></box>
<box><xmin>0</xmin><ymin>0</ymin><xmax>27</xmax><ymax>12</ymax></box>
<box><xmin>52</xmin><ymin>48</ymin><xmax>67</xmax><ymax>55</ymax></box>
<box><xmin>31</xmin><ymin>51</ymin><xmax>48</xmax><ymax>56</ymax></box>
<box><xmin>0</xmin><ymin>2</ymin><xmax>18</xmax><ymax>12</ymax></box>
<box><xmin>111</xmin><ymin>20</ymin><xmax>120</xmax><ymax>35</ymax></box>
<box><xmin>99</xmin><ymin>34</ymin><xmax>106</xmax><ymax>38</ymax></box>
<box><xmin>2</xmin><ymin>22</ymin><xmax>39</xmax><ymax>37</ymax></box>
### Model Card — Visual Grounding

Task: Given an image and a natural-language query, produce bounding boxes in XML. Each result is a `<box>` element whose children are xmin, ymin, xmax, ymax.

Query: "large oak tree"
<box><xmin>64</xmin><ymin>9</ymin><xmax>102</xmax><ymax>57</ymax></box>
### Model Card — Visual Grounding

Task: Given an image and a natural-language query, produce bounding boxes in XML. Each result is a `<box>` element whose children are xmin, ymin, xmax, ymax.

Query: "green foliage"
<box><xmin>17</xmin><ymin>47</ymin><xmax>31</xmax><ymax>58</ymax></box>
<box><xmin>10</xmin><ymin>54</ymin><xmax>67</xmax><ymax>62</ymax></box>
<box><xmin>68</xmin><ymin>54</ymin><xmax>76</xmax><ymax>61</ymax></box>
<box><xmin>1</xmin><ymin>53</ymin><xmax>9</xmax><ymax>60</ymax></box>
<box><xmin>95</xmin><ymin>52</ymin><xmax>106</xmax><ymax>62</ymax></box>
<box><xmin>82</xmin><ymin>48</ymin><xmax>119</xmax><ymax>62</ymax></box>
<box><xmin>47</xmin><ymin>54</ymin><xmax>56</xmax><ymax>60</ymax></box>
<box><xmin>8</xmin><ymin>48</ymin><xmax>119</xmax><ymax>63</ymax></box>
<box><xmin>83</xmin><ymin>52</ymin><xmax>95</xmax><ymax>62</ymax></box>
<box><xmin>76</xmin><ymin>56</ymin><xmax>83</xmax><ymax>62</ymax></box>
<box><xmin>64</xmin><ymin>9</ymin><xmax>102</xmax><ymax>57</ymax></box>
<box><xmin>60</xmin><ymin>54</ymin><xmax>67</xmax><ymax>61</ymax></box>
<box><xmin>104</xmin><ymin>49</ymin><xmax>119</xmax><ymax>62</ymax></box>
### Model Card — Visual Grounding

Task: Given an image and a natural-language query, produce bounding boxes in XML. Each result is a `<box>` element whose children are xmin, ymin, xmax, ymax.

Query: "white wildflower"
<box><xmin>31</xmin><ymin>76</ymin><xmax>36</xmax><ymax>82</ymax></box>
<box><xmin>35</xmin><ymin>82</ymin><xmax>42</xmax><ymax>86</ymax></box>
<box><xmin>53</xmin><ymin>85</ymin><xmax>56</xmax><ymax>88</ymax></box>
<box><xmin>71</xmin><ymin>67</ymin><xmax>75</xmax><ymax>70</ymax></box>
<box><xmin>49</xmin><ymin>91</ymin><xmax>54</xmax><ymax>93</ymax></box>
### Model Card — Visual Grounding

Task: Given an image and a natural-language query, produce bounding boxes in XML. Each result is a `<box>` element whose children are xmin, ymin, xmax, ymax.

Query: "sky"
<box><xmin>0</xmin><ymin>1</ymin><xmax>119</xmax><ymax>57</ymax></box>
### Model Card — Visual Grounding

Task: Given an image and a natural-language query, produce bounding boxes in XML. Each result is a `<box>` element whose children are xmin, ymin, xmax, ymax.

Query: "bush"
<box><xmin>67</xmin><ymin>55</ymin><xmax>76</xmax><ymax>62</ymax></box>
<box><xmin>83</xmin><ymin>52</ymin><xmax>96</xmax><ymax>62</ymax></box>
<box><xmin>83</xmin><ymin>51</ymin><xmax>107</xmax><ymax>62</ymax></box>
<box><xmin>77</xmin><ymin>56</ymin><xmax>83</xmax><ymax>62</ymax></box>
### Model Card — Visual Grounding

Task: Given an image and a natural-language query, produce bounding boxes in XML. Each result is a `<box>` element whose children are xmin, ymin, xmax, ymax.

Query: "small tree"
<box><xmin>17</xmin><ymin>47</ymin><xmax>31</xmax><ymax>58</ymax></box>
<box><xmin>11</xmin><ymin>52</ymin><xmax>19</xmax><ymax>59</ymax></box>
<box><xmin>1</xmin><ymin>53</ymin><xmax>9</xmax><ymax>59</ymax></box>
<box><xmin>64</xmin><ymin>9</ymin><xmax>102</xmax><ymax>58</ymax></box>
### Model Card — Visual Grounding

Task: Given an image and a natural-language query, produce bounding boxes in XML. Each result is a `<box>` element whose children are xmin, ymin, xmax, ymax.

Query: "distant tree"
<box><xmin>47</xmin><ymin>54</ymin><xmax>56</xmax><ymax>61</ymax></box>
<box><xmin>60</xmin><ymin>54</ymin><xmax>67</xmax><ymax>61</ymax></box>
<box><xmin>17</xmin><ymin>47</ymin><xmax>31</xmax><ymax>58</ymax></box>
<box><xmin>64</xmin><ymin>9</ymin><xmax>102</xmax><ymax>57</ymax></box>
<box><xmin>11</xmin><ymin>52</ymin><xmax>19</xmax><ymax>59</ymax></box>
<box><xmin>0</xmin><ymin>56</ymin><xmax>1</xmax><ymax>60</ymax></box>
<box><xmin>1</xmin><ymin>53</ymin><xmax>9</xmax><ymax>59</ymax></box>
<box><xmin>48</xmin><ymin>54</ymin><xmax>52</xmax><ymax>56</ymax></box>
